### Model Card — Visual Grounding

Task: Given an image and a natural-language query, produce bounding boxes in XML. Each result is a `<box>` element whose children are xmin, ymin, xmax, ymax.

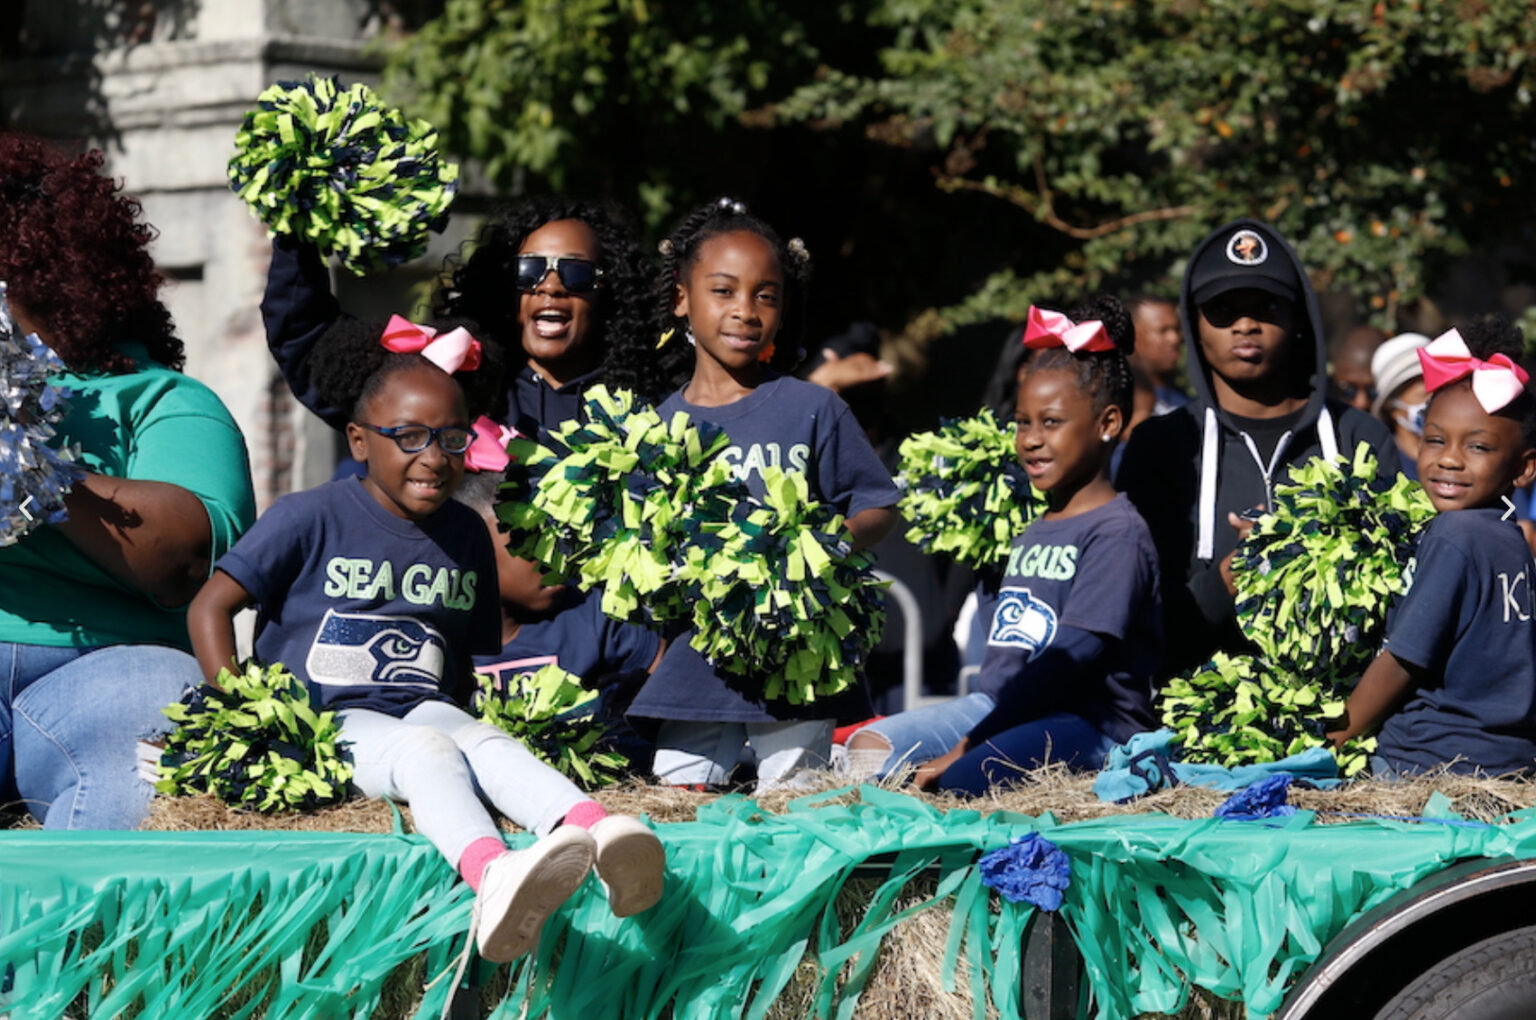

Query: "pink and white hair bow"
<box><xmin>1417</xmin><ymin>328</ymin><xmax>1530</xmax><ymax>413</ymax></box>
<box><xmin>380</xmin><ymin>315</ymin><xmax>483</xmax><ymax>374</ymax></box>
<box><xmin>463</xmin><ymin>416</ymin><xmax>519</xmax><ymax>473</ymax></box>
<box><xmin>1022</xmin><ymin>305</ymin><xmax>1115</xmax><ymax>353</ymax></box>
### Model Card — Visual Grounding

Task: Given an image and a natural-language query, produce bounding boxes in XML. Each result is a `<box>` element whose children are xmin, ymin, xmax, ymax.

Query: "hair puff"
<box><xmin>0</xmin><ymin>133</ymin><xmax>182</xmax><ymax>374</ymax></box>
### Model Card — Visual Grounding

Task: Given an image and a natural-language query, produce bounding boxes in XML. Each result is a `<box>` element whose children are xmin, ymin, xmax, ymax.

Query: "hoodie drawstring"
<box><xmin>1196</xmin><ymin>405</ymin><xmax>1342</xmax><ymax>561</ymax></box>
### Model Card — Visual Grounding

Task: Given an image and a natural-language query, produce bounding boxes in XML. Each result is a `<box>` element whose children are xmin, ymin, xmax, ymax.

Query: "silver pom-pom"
<box><xmin>0</xmin><ymin>282</ymin><xmax>84</xmax><ymax>546</ymax></box>
<box><xmin>657</xmin><ymin>238</ymin><xmax>675</xmax><ymax>257</ymax></box>
<box><xmin>717</xmin><ymin>197</ymin><xmax>747</xmax><ymax>215</ymax></box>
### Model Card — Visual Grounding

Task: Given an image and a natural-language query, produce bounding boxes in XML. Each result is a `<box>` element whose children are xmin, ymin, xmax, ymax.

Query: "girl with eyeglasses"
<box><xmin>263</xmin><ymin>198</ymin><xmax>651</xmax><ymax>441</ymax></box>
<box><xmin>189</xmin><ymin>329</ymin><xmax>666</xmax><ymax>964</ymax></box>
<box><xmin>610</xmin><ymin>198</ymin><xmax>900</xmax><ymax>791</ymax></box>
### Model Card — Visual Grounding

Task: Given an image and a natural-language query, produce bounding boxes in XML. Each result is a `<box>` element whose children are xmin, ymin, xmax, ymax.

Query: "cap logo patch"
<box><xmin>1226</xmin><ymin>229</ymin><xmax>1268</xmax><ymax>266</ymax></box>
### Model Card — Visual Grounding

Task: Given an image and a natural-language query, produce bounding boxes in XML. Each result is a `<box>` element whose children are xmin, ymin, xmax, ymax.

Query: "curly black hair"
<box><xmin>309</xmin><ymin>315</ymin><xmax>501</xmax><ymax>422</ymax></box>
<box><xmin>605</xmin><ymin>197</ymin><xmax>813</xmax><ymax>402</ymax></box>
<box><xmin>1021</xmin><ymin>294</ymin><xmax>1137</xmax><ymax>419</ymax></box>
<box><xmin>1440</xmin><ymin>314</ymin><xmax>1536</xmax><ymax>447</ymax></box>
<box><xmin>433</xmin><ymin>198</ymin><xmax>650</xmax><ymax>383</ymax></box>
<box><xmin>0</xmin><ymin>133</ymin><xmax>182</xmax><ymax>374</ymax></box>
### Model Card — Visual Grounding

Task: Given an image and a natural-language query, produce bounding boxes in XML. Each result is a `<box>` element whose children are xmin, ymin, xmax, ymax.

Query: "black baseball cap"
<box><xmin>1189</xmin><ymin>222</ymin><xmax>1301</xmax><ymax>306</ymax></box>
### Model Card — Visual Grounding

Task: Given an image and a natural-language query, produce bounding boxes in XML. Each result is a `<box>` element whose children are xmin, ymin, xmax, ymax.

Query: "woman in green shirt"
<box><xmin>0</xmin><ymin>133</ymin><xmax>256</xmax><ymax>828</ymax></box>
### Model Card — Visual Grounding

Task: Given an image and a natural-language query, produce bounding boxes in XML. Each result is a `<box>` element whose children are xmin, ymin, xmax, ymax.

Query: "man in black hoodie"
<box><xmin>1116</xmin><ymin>219</ymin><xmax>1399</xmax><ymax>675</ymax></box>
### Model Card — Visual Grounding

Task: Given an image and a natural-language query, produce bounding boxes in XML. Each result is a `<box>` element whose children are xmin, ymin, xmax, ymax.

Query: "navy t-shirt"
<box><xmin>472</xmin><ymin>588</ymin><xmax>659</xmax><ymax>688</ymax></box>
<box><xmin>217</xmin><ymin>477</ymin><xmax>503</xmax><ymax>717</ymax></box>
<box><xmin>968</xmin><ymin>495</ymin><xmax>1162</xmax><ymax>744</ymax></box>
<box><xmin>1378</xmin><ymin>509</ymin><xmax>1536</xmax><ymax>775</ymax></box>
<box><xmin>629</xmin><ymin>374</ymin><xmax>901</xmax><ymax>723</ymax></box>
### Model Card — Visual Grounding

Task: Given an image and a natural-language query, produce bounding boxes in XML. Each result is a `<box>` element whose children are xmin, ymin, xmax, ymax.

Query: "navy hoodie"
<box><xmin>1115</xmin><ymin>219</ymin><xmax>1400</xmax><ymax>674</ymax></box>
<box><xmin>259</xmin><ymin>236</ymin><xmax>603</xmax><ymax>437</ymax></box>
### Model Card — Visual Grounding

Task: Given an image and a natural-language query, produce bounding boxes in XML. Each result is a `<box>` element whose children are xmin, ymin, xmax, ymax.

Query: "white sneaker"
<box><xmin>590</xmin><ymin>815</ymin><xmax>666</xmax><ymax>918</ymax></box>
<box><xmin>475</xmin><ymin>826</ymin><xmax>596</xmax><ymax>962</ymax></box>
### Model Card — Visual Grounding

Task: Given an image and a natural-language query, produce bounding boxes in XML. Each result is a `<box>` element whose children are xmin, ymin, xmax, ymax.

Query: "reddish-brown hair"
<box><xmin>0</xmin><ymin>133</ymin><xmax>182</xmax><ymax>373</ymax></box>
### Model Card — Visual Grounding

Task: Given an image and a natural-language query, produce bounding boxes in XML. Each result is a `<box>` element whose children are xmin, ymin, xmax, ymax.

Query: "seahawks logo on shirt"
<box><xmin>305</xmin><ymin>609</ymin><xmax>446</xmax><ymax>689</ymax></box>
<box><xmin>988</xmin><ymin>587</ymin><xmax>1058</xmax><ymax>658</ymax></box>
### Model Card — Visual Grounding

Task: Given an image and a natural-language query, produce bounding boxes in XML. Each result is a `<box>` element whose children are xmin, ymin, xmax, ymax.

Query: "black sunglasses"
<box><xmin>1199</xmin><ymin>292</ymin><xmax>1292</xmax><ymax>328</ymax></box>
<box><xmin>515</xmin><ymin>255</ymin><xmax>603</xmax><ymax>294</ymax></box>
<box><xmin>357</xmin><ymin>423</ymin><xmax>477</xmax><ymax>455</ymax></box>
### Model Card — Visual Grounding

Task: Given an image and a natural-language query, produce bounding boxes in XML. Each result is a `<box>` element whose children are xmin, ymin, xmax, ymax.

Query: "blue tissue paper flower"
<box><xmin>978</xmin><ymin>832</ymin><xmax>1071</xmax><ymax>911</ymax></box>
<box><xmin>1214</xmin><ymin>774</ymin><xmax>1296</xmax><ymax>821</ymax></box>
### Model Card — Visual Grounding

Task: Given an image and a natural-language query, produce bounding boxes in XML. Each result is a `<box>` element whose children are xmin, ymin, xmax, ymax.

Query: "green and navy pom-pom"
<box><xmin>0</xmin><ymin>282</ymin><xmax>83</xmax><ymax>547</ymax></box>
<box><xmin>156</xmin><ymin>662</ymin><xmax>353</xmax><ymax>813</ymax></box>
<box><xmin>684</xmin><ymin>468</ymin><xmax>888</xmax><ymax>705</ymax></box>
<box><xmin>495</xmin><ymin>387</ymin><xmax>886</xmax><ymax>705</ymax></box>
<box><xmin>896</xmin><ymin>408</ymin><xmax>1046</xmax><ymax>570</ymax></box>
<box><xmin>497</xmin><ymin>385</ymin><xmax>739</xmax><ymax>627</ymax></box>
<box><xmin>228</xmin><ymin>74</ymin><xmax>459</xmax><ymax>275</ymax></box>
<box><xmin>1233</xmin><ymin>443</ymin><xmax>1435</xmax><ymax>682</ymax></box>
<box><xmin>1160</xmin><ymin>652</ymin><xmax>1375</xmax><ymax>776</ymax></box>
<box><xmin>475</xmin><ymin>665</ymin><xmax>628</xmax><ymax>789</ymax></box>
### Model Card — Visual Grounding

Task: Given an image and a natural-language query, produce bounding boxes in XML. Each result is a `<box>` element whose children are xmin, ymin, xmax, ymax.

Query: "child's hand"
<box><xmin>1219</xmin><ymin>509</ymin><xmax>1261</xmax><ymax>596</ymax></box>
<box><xmin>914</xmin><ymin>738</ymin><xmax>969</xmax><ymax>790</ymax></box>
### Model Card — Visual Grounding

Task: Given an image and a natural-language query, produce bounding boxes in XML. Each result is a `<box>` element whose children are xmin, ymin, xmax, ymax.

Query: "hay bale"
<box><xmin>129</xmin><ymin>764</ymin><xmax>1536</xmax><ymax>835</ymax></box>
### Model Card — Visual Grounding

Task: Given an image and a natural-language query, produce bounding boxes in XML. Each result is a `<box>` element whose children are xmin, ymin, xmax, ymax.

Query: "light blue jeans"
<box><xmin>855</xmin><ymin>692</ymin><xmax>997</xmax><ymax>778</ymax></box>
<box><xmin>2</xmin><ymin>643</ymin><xmax>199</xmax><ymax>829</ymax></box>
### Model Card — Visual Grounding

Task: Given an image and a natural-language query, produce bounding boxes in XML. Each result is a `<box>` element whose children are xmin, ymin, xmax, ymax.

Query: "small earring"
<box><xmin>1101</xmin><ymin>434</ymin><xmax>1112</xmax><ymax>442</ymax></box>
<box><xmin>686</xmin><ymin>328</ymin><xmax>697</xmax><ymax>347</ymax></box>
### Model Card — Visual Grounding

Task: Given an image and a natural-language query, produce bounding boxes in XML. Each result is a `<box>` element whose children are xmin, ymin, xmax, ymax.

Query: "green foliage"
<box><xmin>779</xmin><ymin>0</ymin><xmax>1536</xmax><ymax>329</ymax></box>
<box><xmin>381</xmin><ymin>0</ymin><xmax>854</xmax><ymax>225</ymax></box>
<box><xmin>474</xmin><ymin>665</ymin><xmax>628</xmax><ymax>789</ymax></box>
<box><xmin>157</xmin><ymin>662</ymin><xmax>353</xmax><ymax>813</ymax></box>
<box><xmin>895</xmin><ymin>406</ymin><xmax>1047</xmax><ymax>570</ymax></box>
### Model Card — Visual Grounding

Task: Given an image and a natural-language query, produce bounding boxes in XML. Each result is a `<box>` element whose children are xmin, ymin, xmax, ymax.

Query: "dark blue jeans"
<box><xmin>936</xmin><ymin>712</ymin><xmax>1116</xmax><ymax>795</ymax></box>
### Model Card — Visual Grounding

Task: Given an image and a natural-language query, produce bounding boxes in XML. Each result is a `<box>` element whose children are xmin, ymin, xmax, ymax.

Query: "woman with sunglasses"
<box><xmin>263</xmin><ymin>199</ymin><xmax>651</xmax><ymax>440</ymax></box>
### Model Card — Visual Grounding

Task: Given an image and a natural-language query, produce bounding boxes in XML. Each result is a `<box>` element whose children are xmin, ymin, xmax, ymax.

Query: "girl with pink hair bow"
<box><xmin>1330</xmin><ymin>315</ymin><xmax>1536</xmax><ymax>777</ymax></box>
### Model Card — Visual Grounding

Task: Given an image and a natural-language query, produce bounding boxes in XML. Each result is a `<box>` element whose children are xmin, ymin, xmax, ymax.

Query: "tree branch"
<box><xmin>932</xmin><ymin>158</ymin><xmax>1198</xmax><ymax>241</ymax></box>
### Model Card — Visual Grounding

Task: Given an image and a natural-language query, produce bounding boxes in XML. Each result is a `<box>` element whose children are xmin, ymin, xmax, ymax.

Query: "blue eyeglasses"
<box><xmin>356</xmin><ymin>423</ymin><xmax>477</xmax><ymax>455</ymax></box>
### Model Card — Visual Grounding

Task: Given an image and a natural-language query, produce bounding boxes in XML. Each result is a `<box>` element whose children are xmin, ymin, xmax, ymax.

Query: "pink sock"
<box><xmin>458</xmin><ymin>837</ymin><xmax>507</xmax><ymax>892</ymax></box>
<box><xmin>562</xmin><ymin>800</ymin><xmax>608</xmax><ymax>829</ymax></box>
